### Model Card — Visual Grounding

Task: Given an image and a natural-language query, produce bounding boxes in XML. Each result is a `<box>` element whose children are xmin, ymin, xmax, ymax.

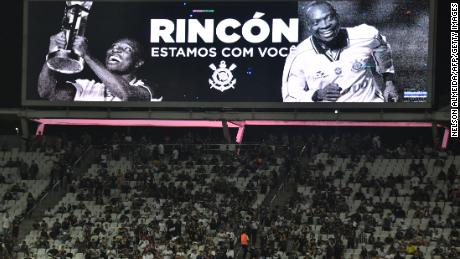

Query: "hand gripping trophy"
<box><xmin>46</xmin><ymin>1</ymin><xmax>93</xmax><ymax>74</ymax></box>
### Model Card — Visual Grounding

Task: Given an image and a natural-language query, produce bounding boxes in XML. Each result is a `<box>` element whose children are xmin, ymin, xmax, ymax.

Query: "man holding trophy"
<box><xmin>37</xmin><ymin>1</ymin><xmax>162</xmax><ymax>102</ymax></box>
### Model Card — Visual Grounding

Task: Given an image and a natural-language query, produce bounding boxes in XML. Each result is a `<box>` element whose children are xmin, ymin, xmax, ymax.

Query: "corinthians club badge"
<box><xmin>209</xmin><ymin>61</ymin><xmax>237</xmax><ymax>92</ymax></box>
<box><xmin>351</xmin><ymin>60</ymin><xmax>365</xmax><ymax>72</ymax></box>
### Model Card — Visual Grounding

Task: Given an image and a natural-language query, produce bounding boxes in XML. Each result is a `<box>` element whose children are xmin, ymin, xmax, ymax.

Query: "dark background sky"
<box><xmin>1</xmin><ymin>0</ymin><xmax>453</xmax><ymax>109</ymax></box>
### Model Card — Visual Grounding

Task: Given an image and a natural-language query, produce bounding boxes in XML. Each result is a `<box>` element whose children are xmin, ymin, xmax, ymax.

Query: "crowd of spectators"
<box><xmin>0</xmin><ymin>131</ymin><xmax>91</xmax><ymax>258</ymax></box>
<box><xmin>244</xmin><ymin>132</ymin><xmax>459</xmax><ymax>258</ymax></box>
<box><xmin>21</xmin><ymin>130</ymin><xmax>287</xmax><ymax>258</ymax></box>
<box><xmin>0</xmin><ymin>126</ymin><xmax>458</xmax><ymax>259</ymax></box>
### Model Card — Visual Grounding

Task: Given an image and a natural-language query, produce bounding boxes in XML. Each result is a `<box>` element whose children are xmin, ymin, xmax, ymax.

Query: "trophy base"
<box><xmin>46</xmin><ymin>50</ymin><xmax>84</xmax><ymax>74</ymax></box>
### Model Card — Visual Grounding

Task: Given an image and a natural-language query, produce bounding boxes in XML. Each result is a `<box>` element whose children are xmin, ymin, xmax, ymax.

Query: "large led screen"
<box><xmin>22</xmin><ymin>0</ymin><xmax>435</xmax><ymax>108</ymax></box>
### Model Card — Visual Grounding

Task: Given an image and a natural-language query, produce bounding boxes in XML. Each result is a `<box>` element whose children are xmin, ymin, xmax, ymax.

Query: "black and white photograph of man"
<box><xmin>38</xmin><ymin>31</ymin><xmax>163</xmax><ymax>102</ymax></box>
<box><xmin>282</xmin><ymin>0</ymin><xmax>429</xmax><ymax>103</ymax></box>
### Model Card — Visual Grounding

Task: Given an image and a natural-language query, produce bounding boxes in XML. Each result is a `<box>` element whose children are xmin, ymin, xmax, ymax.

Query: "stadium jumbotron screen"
<box><xmin>22</xmin><ymin>0</ymin><xmax>435</xmax><ymax>108</ymax></box>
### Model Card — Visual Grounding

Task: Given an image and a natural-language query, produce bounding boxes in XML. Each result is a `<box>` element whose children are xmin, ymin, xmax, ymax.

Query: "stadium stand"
<box><xmin>0</xmin><ymin>126</ymin><xmax>456</xmax><ymax>259</ymax></box>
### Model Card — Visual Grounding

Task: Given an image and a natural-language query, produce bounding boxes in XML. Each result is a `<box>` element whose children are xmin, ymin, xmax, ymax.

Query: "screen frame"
<box><xmin>21</xmin><ymin>0</ymin><xmax>437</xmax><ymax>110</ymax></box>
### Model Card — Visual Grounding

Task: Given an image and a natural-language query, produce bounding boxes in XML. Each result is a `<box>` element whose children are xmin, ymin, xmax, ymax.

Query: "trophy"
<box><xmin>46</xmin><ymin>1</ymin><xmax>93</xmax><ymax>74</ymax></box>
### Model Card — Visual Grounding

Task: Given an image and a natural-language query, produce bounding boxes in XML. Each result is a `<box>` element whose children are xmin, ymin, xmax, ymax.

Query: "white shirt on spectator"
<box><xmin>372</xmin><ymin>136</ymin><xmax>381</xmax><ymax>149</ymax></box>
<box><xmin>172</xmin><ymin>149</ymin><xmax>179</xmax><ymax>160</ymax></box>
<box><xmin>158</xmin><ymin>144</ymin><xmax>164</xmax><ymax>155</ymax></box>
<box><xmin>397</xmin><ymin>146</ymin><xmax>406</xmax><ymax>156</ymax></box>
<box><xmin>159</xmin><ymin>222</ymin><xmax>167</xmax><ymax>232</ymax></box>
<box><xmin>189</xmin><ymin>251</ymin><xmax>198</xmax><ymax>259</ymax></box>
<box><xmin>142</xmin><ymin>252</ymin><xmax>154</xmax><ymax>259</ymax></box>
<box><xmin>100</xmin><ymin>154</ymin><xmax>107</xmax><ymax>164</ymax></box>
<box><xmin>226</xmin><ymin>249</ymin><xmax>234</xmax><ymax>258</ymax></box>
<box><xmin>410</xmin><ymin>176</ymin><xmax>420</xmax><ymax>188</ymax></box>
<box><xmin>438</xmin><ymin>150</ymin><xmax>447</xmax><ymax>158</ymax></box>
<box><xmin>423</xmin><ymin>146</ymin><xmax>433</xmax><ymax>155</ymax></box>
<box><xmin>2</xmin><ymin>214</ymin><xmax>10</xmax><ymax>230</ymax></box>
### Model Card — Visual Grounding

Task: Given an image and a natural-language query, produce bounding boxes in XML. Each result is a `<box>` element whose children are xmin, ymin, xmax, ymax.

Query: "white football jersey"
<box><xmin>71</xmin><ymin>78</ymin><xmax>154</xmax><ymax>101</ymax></box>
<box><xmin>282</xmin><ymin>24</ymin><xmax>394</xmax><ymax>102</ymax></box>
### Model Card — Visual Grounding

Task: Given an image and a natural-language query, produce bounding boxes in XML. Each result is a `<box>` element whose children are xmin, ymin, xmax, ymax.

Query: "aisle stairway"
<box><xmin>17</xmin><ymin>148</ymin><xmax>98</xmax><ymax>241</ymax></box>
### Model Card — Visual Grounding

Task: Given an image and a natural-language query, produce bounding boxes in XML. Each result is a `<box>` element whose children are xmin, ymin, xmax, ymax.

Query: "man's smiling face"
<box><xmin>306</xmin><ymin>3</ymin><xmax>340</xmax><ymax>43</ymax></box>
<box><xmin>105</xmin><ymin>39</ymin><xmax>143</xmax><ymax>74</ymax></box>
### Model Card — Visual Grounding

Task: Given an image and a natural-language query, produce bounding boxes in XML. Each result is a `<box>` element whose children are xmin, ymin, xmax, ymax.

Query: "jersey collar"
<box><xmin>310</xmin><ymin>28</ymin><xmax>349</xmax><ymax>62</ymax></box>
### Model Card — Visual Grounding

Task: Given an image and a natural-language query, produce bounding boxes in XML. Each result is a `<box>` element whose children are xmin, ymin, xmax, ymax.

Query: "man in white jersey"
<box><xmin>38</xmin><ymin>31</ymin><xmax>162</xmax><ymax>102</ymax></box>
<box><xmin>282</xmin><ymin>1</ymin><xmax>399</xmax><ymax>102</ymax></box>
